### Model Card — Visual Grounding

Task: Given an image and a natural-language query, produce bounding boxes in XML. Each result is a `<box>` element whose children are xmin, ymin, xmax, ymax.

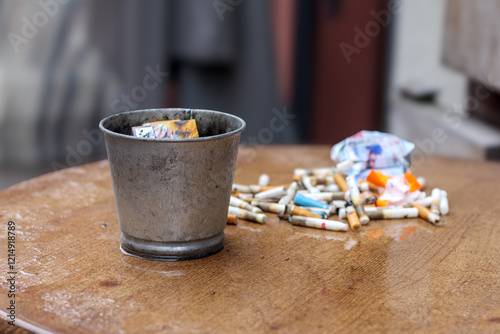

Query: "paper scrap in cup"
<box><xmin>132</xmin><ymin>119</ymin><xmax>199</xmax><ymax>139</ymax></box>
<box><xmin>331</xmin><ymin>131</ymin><xmax>415</xmax><ymax>179</ymax></box>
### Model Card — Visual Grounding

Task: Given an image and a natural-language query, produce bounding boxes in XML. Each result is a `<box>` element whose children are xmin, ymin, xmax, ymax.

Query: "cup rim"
<box><xmin>99</xmin><ymin>108</ymin><xmax>246</xmax><ymax>142</ymax></box>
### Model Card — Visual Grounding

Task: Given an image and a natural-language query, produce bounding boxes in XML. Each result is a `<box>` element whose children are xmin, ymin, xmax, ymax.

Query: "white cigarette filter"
<box><xmin>335</xmin><ymin>159</ymin><xmax>354</xmax><ymax>174</ymax></box>
<box><xmin>323</xmin><ymin>184</ymin><xmax>340</xmax><ymax>192</ymax></box>
<box><xmin>232</xmin><ymin>183</ymin><xmax>252</xmax><ymax>193</ymax></box>
<box><xmin>359</xmin><ymin>182</ymin><xmax>370</xmax><ymax>193</ymax></box>
<box><xmin>312</xmin><ymin>167</ymin><xmax>334</xmax><ymax>176</ymax></box>
<box><xmin>365</xmin><ymin>207</ymin><xmax>418</xmax><ymax>220</ymax></box>
<box><xmin>258</xmin><ymin>174</ymin><xmax>270</xmax><ymax>186</ymax></box>
<box><xmin>338</xmin><ymin>208</ymin><xmax>347</xmax><ymax>219</ymax></box>
<box><xmin>440</xmin><ymin>190</ymin><xmax>449</xmax><ymax>216</ymax></box>
<box><xmin>303</xmin><ymin>192</ymin><xmax>346</xmax><ymax>201</ymax></box>
<box><xmin>302</xmin><ymin>175</ymin><xmax>320</xmax><ymax>193</ymax></box>
<box><xmin>289</xmin><ymin>215</ymin><xmax>348</xmax><ymax>232</ymax></box>
<box><xmin>415</xmin><ymin>196</ymin><xmax>433</xmax><ymax>207</ymax></box>
<box><xmin>237</xmin><ymin>193</ymin><xmax>254</xmax><ymax>200</ymax></box>
<box><xmin>431</xmin><ymin>188</ymin><xmax>441</xmax><ymax>215</ymax></box>
<box><xmin>417</xmin><ymin>176</ymin><xmax>426</xmax><ymax>188</ymax></box>
<box><xmin>294</xmin><ymin>168</ymin><xmax>309</xmax><ymax>176</ymax></box>
<box><xmin>331</xmin><ymin>200</ymin><xmax>346</xmax><ymax>208</ymax></box>
<box><xmin>254</xmin><ymin>186</ymin><xmax>287</xmax><ymax>199</ymax></box>
<box><xmin>230</xmin><ymin>196</ymin><xmax>262</xmax><ymax>213</ymax></box>
<box><xmin>315</xmin><ymin>185</ymin><xmax>326</xmax><ymax>191</ymax></box>
<box><xmin>228</xmin><ymin>206</ymin><xmax>267</xmax><ymax>224</ymax></box>
<box><xmin>278</xmin><ymin>182</ymin><xmax>299</xmax><ymax>204</ymax></box>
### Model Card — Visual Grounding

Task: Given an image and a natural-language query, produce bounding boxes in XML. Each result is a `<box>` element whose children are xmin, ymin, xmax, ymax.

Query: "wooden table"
<box><xmin>1</xmin><ymin>146</ymin><xmax>499</xmax><ymax>333</ymax></box>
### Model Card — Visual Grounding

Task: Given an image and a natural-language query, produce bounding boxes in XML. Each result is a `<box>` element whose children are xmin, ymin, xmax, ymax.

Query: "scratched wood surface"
<box><xmin>0</xmin><ymin>146</ymin><xmax>499</xmax><ymax>334</ymax></box>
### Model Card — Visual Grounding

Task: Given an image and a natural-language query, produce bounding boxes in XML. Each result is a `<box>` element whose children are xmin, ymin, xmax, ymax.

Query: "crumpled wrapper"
<box><xmin>331</xmin><ymin>131</ymin><xmax>415</xmax><ymax>179</ymax></box>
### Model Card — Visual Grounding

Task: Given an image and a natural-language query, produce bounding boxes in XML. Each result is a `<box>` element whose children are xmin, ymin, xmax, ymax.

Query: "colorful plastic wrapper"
<box><xmin>330</xmin><ymin>131</ymin><xmax>415</xmax><ymax>179</ymax></box>
<box><xmin>367</xmin><ymin>170</ymin><xmax>423</xmax><ymax>207</ymax></box>
<box><xmin>132</xmin><ymin>119</ymin><xmax>199</xmax><ymax>139</ymax></box>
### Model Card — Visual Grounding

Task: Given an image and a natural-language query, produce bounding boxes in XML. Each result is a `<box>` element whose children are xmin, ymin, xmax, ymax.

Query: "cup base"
<box><xmin>120</xmin><ymin>231</ymin><xmax>225</xmax><ymax>261</ymax></box>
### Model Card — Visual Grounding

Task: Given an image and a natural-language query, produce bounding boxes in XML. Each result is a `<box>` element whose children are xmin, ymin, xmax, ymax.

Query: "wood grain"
<box><xmin>0</xmin><ymin>146</ymin><xmax>499</xmax><ymax>333</ymax></box>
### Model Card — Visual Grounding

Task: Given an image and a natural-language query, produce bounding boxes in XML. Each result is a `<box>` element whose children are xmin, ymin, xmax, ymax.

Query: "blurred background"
<box><xmin>1</xmin><ymin>0</ymin><xmax>500</xmax><ymax>189</ymax></box>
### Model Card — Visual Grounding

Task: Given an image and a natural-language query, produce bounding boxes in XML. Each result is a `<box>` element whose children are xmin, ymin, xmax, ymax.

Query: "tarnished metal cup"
<box><xmin>99</xmin><ymin>108</ymin><xmax>245</xmax><ymax>260</ymax></box>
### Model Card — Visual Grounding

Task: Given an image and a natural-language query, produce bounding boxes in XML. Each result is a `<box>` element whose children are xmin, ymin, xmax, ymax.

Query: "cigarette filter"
<box><xmin>412</xmin><ymin>203</ymin><xmax>442</xmax><ymax>226</ymax></box>
<box><xmin>254</xmin><ymin>186</ymin><xmax>287</xmax><ymax>199</ymax></box>
<box><xmin>346</xmin><ymin>175</ymin><xmax>370</xmax><ymax>225</ymax></box>
<box><xmin>431</xmin><ymin>188</ymin><xmax>441</xmax><ymax>215</ymax></box>
<box><xmin>346</xmin><ymin>206</ymin><xmax>361</xmax><ymax>231</ymax></box>
<box><xmin>302</xmin><ymin>192</ymin><xmax>347</xmax><ymax>202</ymax></box>
<box><xmin>230</xmin><ymin>196</ymin><xmax>262</xmax><ymax>213</ymax></box>
<box><xmin>287</xmin><ymin>205</ymin><xmax>323</xmax><ymax>219</ymax></box>
<box><xmin>232</xmin><ymin>183</ymin><xmax>252</xmax><ymax>193</ymax></box>
<box><xmin>227</xmin><ymin>213</ymin><xmax>238</xmax><ymax>225</ymax></box>
<box><xmin>258</xmin><ymin>174</ymin><xmax>270</xmax><ymax>186</ymax></box>
<box><xmin>440</xmin><ymin>190</ymin><xmax>449</xmax><ymax>215</ymax></box>
<box><xmin>302</xmin><ymin>175</ymin><xmax>320</xmax><ymax>193</ymax></box>
<box><xmin>289</xmin><ymin>215</ymin><xmax>348</xmax><ymax>232</ymax></box>
<box><xmin>228</xmin><ymin>206</ymin><xmax>267</xmax><ymax>224</ymax></box>
<box><xmin>293</xmin><ymin>193</ymin><xmax>333</xmax><ymax>213</ymax></box>
<box><xmin>254</xmin><ymin>202</ymin><xmax>286</xmax><ymax>214</ymax></box>
<box><xmin>364</xmin><ymin>207</ymin><xmax>418</xmax><ymax>220</ymax></box>
<box><xmin>334</xmin><ymin>173</ymin><xmax>349</xmax><ymax>192</ymax></box>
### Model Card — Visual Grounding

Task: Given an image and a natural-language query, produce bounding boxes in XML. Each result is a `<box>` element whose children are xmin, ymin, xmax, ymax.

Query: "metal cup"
<box><xmin>99</xmin><ymin>108</ymin><xmax>245</xmax><ymax>260</ymax></box>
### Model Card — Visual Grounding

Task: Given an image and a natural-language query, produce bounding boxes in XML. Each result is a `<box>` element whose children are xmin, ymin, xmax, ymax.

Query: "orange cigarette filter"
<box><xmin>289</xmin><ymin>205</ymin><xmax>322</xmax><ymax>219</ymax></box>
<box><xmin>333</xmin><ymin>174</ymin><xmax>349</xmax><ymax>192</ymax></box>
<box><xmin>227</xmin><ymin>213</ymin><xmax>238</xmax><ymax>225</ymax></box>
<box><xmin>346</xmin><ymin>206</ymin><xmax>361</xmax><ymax>231</ymax></box>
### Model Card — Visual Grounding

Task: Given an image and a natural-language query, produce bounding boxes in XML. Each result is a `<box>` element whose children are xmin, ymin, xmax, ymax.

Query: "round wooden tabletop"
<box><xmin>1</xmin><ymin>146</ymin><xmax>499</xmax><ymax>333</ymax></box>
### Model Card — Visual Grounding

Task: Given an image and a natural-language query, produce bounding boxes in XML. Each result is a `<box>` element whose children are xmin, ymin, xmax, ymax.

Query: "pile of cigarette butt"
<box><xmin>227</xmin><ymin>163</ymin><xmax>449</xmax><ymax>232</ymax></box>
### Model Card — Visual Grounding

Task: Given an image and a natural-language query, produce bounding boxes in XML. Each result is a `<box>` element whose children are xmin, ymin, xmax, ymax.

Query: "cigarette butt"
<box><xmin>288</xmin><ymin>205</ymin><xmax>322</xmax><ymax>219</ymax></box>
<box><xmin>302</xmin><ymin>192</ymin><xmax>347</xmax><ymax>202</ymax></box>
<box><xmin>417</xmin><ymin>176</ymin><xmax>426</xmax><ymax>189</ymax></box>
<box><xmin>293</xmin><ymin>193</ymin><xmax>333</xmax><ymax>213</ymax></box>
<box><xmin>227</xmin><ymin>213</ymin><xmax>238</xmax><ymax>225</ymax></box>
<box><xmin>315</xmin><ymin>175</ymin><xmax>334</xmax><ymax>185</ymax></box>
<box><xmin>367</xmin><ymin>182</ymin><xmax>380</xmax><ymax>192</ymax></box>
<box><xmin>254</xmin><ymin>186</ymin><xmax>287</xmax><ymax>199</ymax></box>
<box><xmin>292</xmin><ymin>174</ymin><xmax>301</xmax><ymax>182</ymax></box>
<box><xmin>258</xmin><ymin>174</ymin><xmax>270</xmax><ymax>186</ymax></box>
<box><xmin>346</xmin><ymin>206</ymin><xmax>361</xmax><ymax>231</ymax></box>
<box><xmin>228</xmin><ymin>206</ymin><xmax>267</xmax><ymax>224</ymax></box>
<box><xmin>254</xmin><ymin>202</ymin><xmax>286</xmax><ymax>214</ymax></box>
<box><xmin>335</xmin><ymin>160</ymin><xmax>354</xmax><ymax>174</ymax></box>
<box><xmin>232</xmin><ymin>183</ymin><xmax>252</xmax><ymax>193</ymax></box>
<box><xmin>312</xmin><ymin>167</ymin><xmax>334</xmax><ymax>176</ymax></box>
<box><xmin>364</xmin><ymin>207</ymin><xmax>418</xmax><ymax>219</ymax></box>
<box><xmin>412</xmin><ymin>203</ymin><xmax>442</xmax><ymax>225</ymax></box>
<box><xmin>230</xmin><ymin>196</ymin><xmax>262</xmax><ymax>213</ymax></box>
<box><xmin>289</xmin><ymin>215</ymin><xmax>348</xmax><ymax>232</ymax></box>
<box><xmin>415</xmin><ymin>196</ymin><xmax>432</xmax><ymax>207</ymax></box>
<box><xmin>431</xmin><ymin>188</ymin><xmax>441</xmax><ymax>215</ymax></box>
<box><xmin>323</xmin><ymin>184</ymin><xmax>340</xmax><ymax>192</ymax></box>
<box><xmin>440</xmin><ymin>190</ymin><xmax>449</xmax><ymax>216</ymax></box>
<box><xmin>302</xmin><ymin>175</ymin><xmax>320</xmax><ymax>193</ymax></box>
<box><xmin>358</xmin><ymin>212</ymin><xmax>370</xmax><ymax>225</ymax></box>
<box><xmin>346</xmin><ymin>175</ymin><xmax>370</xmax><ymax>225</ymax></box>
<box><xmin>249</xmin><ymin>198</ymin><xmax>280</xmax><ymax>204</ymax></box>
<box><xmin>334</xmin><ymin>174</ymin><xmax>349</xmax><ymax>192</ymax></box>
<box><xmin>358</xmin><ymin>181</ymin><xmax>370</xmax><ymax>193</ymax></box>
<box><xmin>294</xmin><ymin>168</ymin><xmax>309</xmax><ymax>176</ymax></box>
<box><xmin>236</xmin><ymin>193</ymin><xmax>254</xmax><ymax>200</ymax></box>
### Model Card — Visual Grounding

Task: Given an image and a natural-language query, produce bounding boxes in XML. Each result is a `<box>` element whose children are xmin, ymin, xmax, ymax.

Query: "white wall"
<box><xmin>389</xmin><ymin>0</ymin><xmax>467</xmax><ymax>107</ymax></box>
